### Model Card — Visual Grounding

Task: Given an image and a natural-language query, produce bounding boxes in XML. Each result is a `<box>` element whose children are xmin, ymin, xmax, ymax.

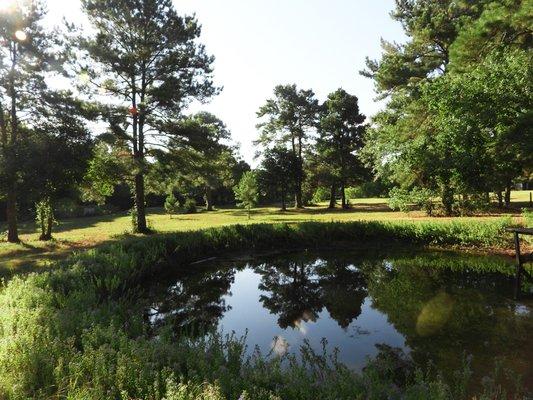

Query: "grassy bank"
<box><xmin>1</xmin><ymin>193</ymin><xmax>531</xmax><ymax>271</ymax></box>
<box><xmin>0</xmin><ymin>220</ymin><xmax>527</xmax><ymax>399</ymax></box>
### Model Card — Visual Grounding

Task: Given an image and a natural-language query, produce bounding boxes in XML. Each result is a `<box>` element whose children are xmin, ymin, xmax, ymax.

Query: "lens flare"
<box><xmin>271</xmin><ymin>336</ymin><xmax>289</xmax><ymax>356</ymax></box>
<box><xmin>15</xmin><ymin>30</ymin><xmax>27</xmax><ymax>41</ymax></box>
<box><xmin>0</xmin><ymin>0</ymin><xmax>17</xmax><ymax>13</ymax></box>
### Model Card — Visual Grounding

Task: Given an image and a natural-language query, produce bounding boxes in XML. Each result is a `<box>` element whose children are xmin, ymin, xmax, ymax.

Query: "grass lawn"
<box><xmin>1</xmin><ymin>191</ymin><xmax>531</xmax><ymax>274</ymax></box>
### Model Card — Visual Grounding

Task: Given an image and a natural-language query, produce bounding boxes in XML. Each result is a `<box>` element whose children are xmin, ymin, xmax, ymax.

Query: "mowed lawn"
<box><xmin>1</xmin><ymin>191</ymin><xmax>531</xmax><ymax>275</ymax></box>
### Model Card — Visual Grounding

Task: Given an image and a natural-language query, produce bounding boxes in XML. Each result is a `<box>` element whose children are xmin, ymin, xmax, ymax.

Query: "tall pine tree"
<box><xmin>78</xmin><ymin>0</ymin><xmax>217</xmax><ymax>233</ymax></box>
<box><xmin>0</xmin><ymin>0</ymin><xmax>64</xmax><ymax>242</ymax></box>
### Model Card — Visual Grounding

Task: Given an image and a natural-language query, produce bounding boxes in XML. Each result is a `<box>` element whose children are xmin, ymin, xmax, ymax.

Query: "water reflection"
<box><xmin>144</xmin><ymin>249</ymin><xmax>532</xmax><ymax>388</ymax></box>
<box><xmin>146</xmin><ymin>267</ymin><xmax>235</xmax><ymax>334</ymax></box>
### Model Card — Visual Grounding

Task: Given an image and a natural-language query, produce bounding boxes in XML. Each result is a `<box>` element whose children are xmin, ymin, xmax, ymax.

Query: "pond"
<box><xmin>144</xmin><ymin>248</ymin><xmax>533</xmax><ymax>390</ymax></box>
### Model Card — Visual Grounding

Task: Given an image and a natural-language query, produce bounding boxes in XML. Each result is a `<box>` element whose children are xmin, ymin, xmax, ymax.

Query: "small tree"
<box><xmin>35</xmin><ymin>197</ymin><xmax>56</xmax><ymax>241</ymax></box>
<box><xmin>234</xmin><ymin>171</ymin><xmax>258</xmax><ymax>219</ymax></box>
<box><xmin>164</xmin><ymin>193</ymin><xmax>180</xmax><ymax>218</ymax></box>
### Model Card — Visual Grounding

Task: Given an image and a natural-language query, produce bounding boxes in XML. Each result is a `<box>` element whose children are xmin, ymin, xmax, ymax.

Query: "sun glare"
<box><xmin>14</xmin><ymin>30</ymin><xmax>27</xmax><ymax>41</ymax></box>
<box><xmin>0</xmin><ymin>0</ymin><xmax>17</xmax><ymax>13</ymax></box>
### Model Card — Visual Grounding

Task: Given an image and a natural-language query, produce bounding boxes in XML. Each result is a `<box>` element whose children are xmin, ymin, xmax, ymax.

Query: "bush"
<box><xmin>454</xmin><ymin>194</ymin><xmax>491</xmax><ymax>216</ymax></box>
<box><xmin>389</xmin><ymin>187</ymin><xmax>436</xmax><ymax>215</ymax></box>
<box><xmin>312</xmin><ymin>186</ymin><xmax>330</xmax><ymax>203</ymax></box>
<box><xmin>182</xmin><ymin>198</ymin><xmax>197</xmax><ymax>214</ymax></box>
<box><xmin>344</xmin><ymin>186</ymin><xmax>361</xmax><ymax>199</ymax></box>
<box><xmin>164</xmin><ymin>193</ymin><xmax>180</xmax><ymax>217</ymax></box>
<box><xmin>0</xmin><ymin>220</ymin><xmax>518</xmax><ymax>399</ymax></box>
<box><xmin>388</xmin><ymin>187</ymin><xmax>412</xmax><ymax>213</ymax></box>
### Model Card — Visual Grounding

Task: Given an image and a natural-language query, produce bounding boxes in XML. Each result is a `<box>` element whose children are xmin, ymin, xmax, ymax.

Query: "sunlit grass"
<box><xmin>1</xmin><ymin>192</ymin><xmax>530</xmax><ymax>272</ymax></box>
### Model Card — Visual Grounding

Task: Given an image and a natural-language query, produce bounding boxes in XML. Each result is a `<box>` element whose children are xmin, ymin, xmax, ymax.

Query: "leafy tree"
<box><xmin>21</xmin><ymin>95</ymin><xmax>93</xmax><ymax>239</ymax></box>
<box><xmin>318</xmin><ymin>89</ymin><xmax>367</xmax><ymax>209</ymax></box>
<box><xmin>234</xmin><ymin>171</ymin><xmax>258</xmax><ymax>219</ymax></box>
<box><xmin>0</xmin><ymin>0</ymin><xmax>64</xmax><ymax>242</ymax></box>
<box><xmin>362</xmin><ymin>0</ymin><xmax>531</xmax><ymax>215</ymax></box>
<box><xmin>82</xmin><ymin>141</ymin><xmax>133</xmax><ymax>205</ymax></box>
<box><xmin>34</xmin><ymin>197</ymin><xmax>55</xmax><ymax>241</ymax></box>
<box><xmin>258</xmin><ymin>146</ymin><xmax>298</xmax><ymax>211</ymax></box>
<box><xmin>169</xmin><ymin>112</ymin><xmax>235</xmax><ymax>211</ymax></box>
<box><xmin>256</xmin><ymin>84</ymin><xmax>320</xmax><ymax>208</ymax></box>
<box><xmin>78</xmin><ymin>0</ymin><xmax>217</xmax><ymax>233</ymax></box>
<box><xmin>424</xmin><ymin>49</ymin><xmax>532</xmax><ymax>208</ymax></box>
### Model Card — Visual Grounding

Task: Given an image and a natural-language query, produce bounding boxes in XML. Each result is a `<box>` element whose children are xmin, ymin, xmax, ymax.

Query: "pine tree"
<box><xmin>78</xmin><ymin>0</ymin><xmax>218</xmax><ymax>233</ymax></box>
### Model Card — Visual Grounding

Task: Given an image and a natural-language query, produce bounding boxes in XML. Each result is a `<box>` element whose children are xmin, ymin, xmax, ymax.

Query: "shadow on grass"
<box><xmin>222</xmin><ymin>203</ymin><xmax>392</xmax><ymax>218</ymax></box>
<box><xmin>0</xmin><ymin>236</ymin><xmax>123</xmax><ymax>281</ymax></box>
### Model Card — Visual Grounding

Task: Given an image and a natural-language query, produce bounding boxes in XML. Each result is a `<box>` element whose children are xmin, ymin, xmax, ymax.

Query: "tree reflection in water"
<box><xmin>143</xmin><ymin>249</ymin><xmax>532</xmax><ymax>390</ymax></box>
<box><xmin>146</xmin><ymin>267</ymin><xmax>235</xmax><ymax>336</ymax></box>
<box><xmin>254</xmin><ymin>254</ymin><xmax>368</xmax><ymax>330</ymax></box>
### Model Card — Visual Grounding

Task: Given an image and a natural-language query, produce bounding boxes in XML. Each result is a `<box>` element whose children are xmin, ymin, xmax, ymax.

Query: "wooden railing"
<box><xmin>506</xmin><ymin>227</ymin><xmax>533</xmax><ymax>298</ymax></box>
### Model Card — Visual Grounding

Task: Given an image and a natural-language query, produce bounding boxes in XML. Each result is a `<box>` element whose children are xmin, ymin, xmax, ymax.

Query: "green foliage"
<box><xmin>362</xmin><ymin>1</ymin><xmax>532</xmax><ymax>215</ymax></box>
<box><xmin>389</xmin><ymin>187</ymin><xmax>436</xmax><ymax>216</ymax></box>
<box><xmin>523</xmin><ymin>208</ymin><xmax>533</xmax><ymax>226</ymax></box>
<box><xmin>182</xmin><ymin>198</ymin><xmax>197</xmax><ymax>214</ymax></box>
<box><xmin>0</xmin><ymin>220</ymin><xmax>519</xmax><ymax>399</ymax></box>
<box><xmin>130</xmin><ymin>206</ymin><xmax>139</xmax><ymax>234</ymax></box>
<box><xmin>82</xmin><ymin>143</ymin><xmax>131</xmax><ymax>205</ymax></box>
<box><xmin>35</xmin><ymin>197</ymin><xmax>57</xmax><ymax>241</ymax></box>
<box><xmin>317</xmin><ymin>89</ymin><xmax>368</xmax><ymax>208</ymax></box>
<box><xmin>312</xmin><ymin>186</ymin><xmax>330</xmax><ymax>203</ymax></box>
<box><xmin>234</xmin><ymin>172</ymin><xmax>259</xmax><ymax>219</ymax></box>
<box><xmin>164</xmin><ymin>193</ymin><xmax>180</xmax><ymax>217</ymax></box>
<box><xmin>258</xmin><ymin>146</ymin><xmax>299</xmax><ymax>209</ymax></box>
<box><xmin>256</xmin><ymin>84</ymin><xmax>320</xmax><ymax>208</ymax></box>
<box><xmin>155</xmin><ymin>112</ymin><xmax>243</xmax><ymax>211</ymax></box>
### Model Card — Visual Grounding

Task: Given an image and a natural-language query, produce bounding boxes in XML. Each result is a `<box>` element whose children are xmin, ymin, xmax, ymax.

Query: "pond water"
<box><xmin>144</xmin><ymin>248</ymin><xmax>533</xmax><ymax>389</ymax></box>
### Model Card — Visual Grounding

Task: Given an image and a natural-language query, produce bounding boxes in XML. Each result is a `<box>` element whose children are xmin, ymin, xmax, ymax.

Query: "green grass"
<box><xmin>1</xmin><ymin>192</ymin><xmax>531</xmax><ymax>273</ymax></box>
<box><xmin>0</xmin><ymin>221</ymin><xmax>525</xmax><ymax>400</ymax></box>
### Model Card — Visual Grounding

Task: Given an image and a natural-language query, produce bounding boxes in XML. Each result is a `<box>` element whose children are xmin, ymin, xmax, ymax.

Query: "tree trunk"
<box><xmin>45</xmin><ymin>213</ymin><xmax>53</xmax><ymax>240</ymax></box>
<box><xmin>496</xmin><ymin>191</ymin><xmax>503</xmax><ymax>208</ymax></box>
<box><xmin>441</xmin><ymin>184</ymin><xmax>454</xmax><ymax>216</ymax></box>
<box><xmin>295</xmin><ymin>136</ymin><xmax>304</xmax><ymax>208</ymax></box>
<box><xmin>281</xmin><ymin>187</ymin><xmax>286</xmax><ymax>211</ymax></box>
<box><xmin>341</xmin><ymin>182</ymin><xmax>349</xmax><ymax>209</ymax></box>
<box><xmin>328</xmin><ymin>184</ymin><xmax>336</xmax><ymax>209</ymax></box>
<box><xmin>504</xmin><ymin>183</ymin><xmax>511</xmax><ymax>208</ymax></box>
<box><xmin>205</xmin><ymin>186</ymin><xmax>213</xmax><ymax>211</ymax></box>
<box><xmin>295</xmin><ymin>186</ymin><xmax>303</xmax><ymax>209</ymax></box>
<box><xmin>6</xmin><ymin>41</ymin><xmax>19</xmax><ymax>243</ymax></box>
<box><xmin>6</xmin><ymin>188</ymin><xmax>18</xmax><ymax>243</ymax></box>
<box><xmin>135</xmin><ymin>171</ymin><xmax>148</xmax><ymax>233</ymax></box>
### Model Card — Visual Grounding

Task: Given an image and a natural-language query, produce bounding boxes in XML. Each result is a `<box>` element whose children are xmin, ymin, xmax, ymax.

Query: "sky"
<box><xmin>42</xmin><ymin>0</ymin><xmax>406</xmax><ymax>165</ymax></box>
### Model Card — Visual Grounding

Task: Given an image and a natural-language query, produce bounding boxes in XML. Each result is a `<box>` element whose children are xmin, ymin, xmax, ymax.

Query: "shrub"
<box><xmin>389</xmin><ymin>187</ymin><xmax>436</xmax><ymax>215</ymax></box>
<box><xmin>388</xmin><ymin>187</ymin><xmax>412</xmax><ymax>213</ymax></box>
<box><xmin>164</xmin><ymin>193</ymin><xmax>180</xmax><ymax>217</ymax></box>
<box><xmin>182</xmin><ymin>198</ymin><xmax>197</xmax><ymax>214</ymax></box>
<box><xmin>312</xmin><ymin>186</ymin><xmax>330</xmax><ymax>203</ymax></box>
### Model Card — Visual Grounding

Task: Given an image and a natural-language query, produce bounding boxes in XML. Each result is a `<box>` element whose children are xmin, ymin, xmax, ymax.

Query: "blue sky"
<box><xmin>45</xmin><ymin>0</ymin><xmax>406</xmax><ymax>164</ymax></box>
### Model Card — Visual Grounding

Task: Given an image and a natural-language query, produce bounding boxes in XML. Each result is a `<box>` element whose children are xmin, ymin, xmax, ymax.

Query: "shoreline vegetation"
<box><xmin>1</xmin><ymin>220</ymin><xmax>531</xmax><ymax>399</ymax></box>
<box><xmin>1</xmin><ymin>192</ymin><xmax>531</xmax><ymax>273</ymax></box>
